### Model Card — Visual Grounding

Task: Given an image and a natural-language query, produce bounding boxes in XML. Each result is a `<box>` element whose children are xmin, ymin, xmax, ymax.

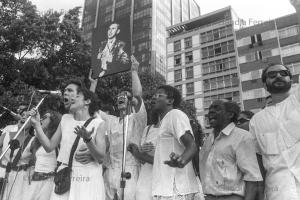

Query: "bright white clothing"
<box><xmin>136</xmin><ymin>125</ymin><xmax>159</xmax><ymax>200</ymax></box>
<box><xmin>34</xmin><ymin>147</ymin><xmax>57</xmax><ymax>173</ymax></box>
<box><xmin>98</xmin><ymin>102</ymin><xmax>147</xmax><ymax>200</ymax></box>
<box><xmin>199</xmin><ymin>123</ymin><xmax>262</xmax><ymax>196</ymax></box>
<box><xmin>24</xmin><ymin>147</ymin><xmax>57</xmax><ymax>200</ymax></box>
<box><xmin>0</xmin><ymin>127</ymin><xmax>34</xmax><ymax>200</ymax></box>
<box><xmin>105</xmin><ymin>101</ymin><xmax>147</xmax><ymax>167</ymax></box>
<box><xmin>152</xmin><ymin>109</ymin><xmax>200</xmax><ymax>197</ymax></box>
<box><xmin>24</xmin><ymin>177</ymin><xmax>54</xmax><ymax>200</ymax></box>
<box><xmin>50</xmin><ymin>114</ymin><xmax>105</xmax><ymax>200</ymax></box>
<box><xmin>249</xmin><ymin>84</ymin><xmax>300</xmax><ymax>200</ymax></box>
<box><xmin>105</xmin><ymin>165</ymin><xmax>138</xmax><ymax>200</ymax></box>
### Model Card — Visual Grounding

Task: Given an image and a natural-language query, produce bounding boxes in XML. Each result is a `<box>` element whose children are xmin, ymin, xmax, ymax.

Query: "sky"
<box><xmin>30</xmin><ymin>0</ymin><xmax>296</xmax><ymax>25</ymax></box>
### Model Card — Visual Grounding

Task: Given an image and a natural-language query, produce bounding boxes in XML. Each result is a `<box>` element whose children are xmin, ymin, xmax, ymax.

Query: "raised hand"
<box><xmin>28</xmin><ymin>108</ymin><xmax>41</xmax><ymax>127</ymax></box>
<box><xmin>131</xmin><ymin>55</ymin><xmax>139</xmax><ymax>72</ymax></box>
<box><xmin>74</xmin><ymin>126</ymin><xmax>94</xmax><ymax>141</ymax></box>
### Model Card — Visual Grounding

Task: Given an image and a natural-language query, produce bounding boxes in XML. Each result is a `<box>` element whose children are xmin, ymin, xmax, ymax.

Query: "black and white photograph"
<box><xmin>1</xmin><ymin>0</ymin><xmax>300</xmax><ymax>200</ymax></box>
<box><xmin>91</xmin><ymin>18</ymin><xmax>131</xmax><ymax>78</ymax></box>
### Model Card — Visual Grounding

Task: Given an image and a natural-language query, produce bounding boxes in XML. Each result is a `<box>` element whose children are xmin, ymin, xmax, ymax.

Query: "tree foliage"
<box><xmin>0</xmin><ymin>0</ymin><xmax>201</xmax><ymax>133</ymax></box>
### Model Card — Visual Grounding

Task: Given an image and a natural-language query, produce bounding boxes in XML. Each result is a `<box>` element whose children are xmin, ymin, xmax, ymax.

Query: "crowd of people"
<box><xmin>0</xmin><ymin>57</ymin><xmax>299</xmax><ymax>200</ymax></box>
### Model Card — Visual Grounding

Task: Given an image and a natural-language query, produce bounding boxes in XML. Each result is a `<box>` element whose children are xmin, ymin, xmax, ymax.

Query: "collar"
<box><xmin>221</xmin><ymin>122</ymin><xmax>235</xmax><ymax>136</ymax></box>
<box><xmin>108</xmin><ymin>38</ymin><xmax>116</xmax><ymax>45</ymax></box>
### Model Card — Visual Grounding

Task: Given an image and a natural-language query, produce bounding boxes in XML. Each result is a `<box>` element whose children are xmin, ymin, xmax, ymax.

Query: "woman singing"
<box><xmin>29</xmin><ymin>87</ymin><xmax>106</xmax><ymax>200</ymax></box>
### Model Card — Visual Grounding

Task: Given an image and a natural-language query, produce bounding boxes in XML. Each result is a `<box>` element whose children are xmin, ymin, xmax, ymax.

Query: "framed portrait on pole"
<box><xmin>91</xmin><ymin>16</ymin><xmax>132</xmax><ymax>78</ymax></box>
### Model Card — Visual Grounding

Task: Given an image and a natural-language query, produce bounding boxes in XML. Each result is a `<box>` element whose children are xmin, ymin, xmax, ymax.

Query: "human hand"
<box><xmin>75</xmin><ymin>147</ymin><xmax>94</xmax><ymax>164</ymax></box>
<box><xmin>164</xmin><ymin>152</ymin><xmax>186</xmax><ymax>168</ymax></box>
<box><xmin>74</xmin><ymin>126</ymin><xmax>94</xmax><ymax>141</ymax></box>
<box><xmin>27</xmin><ymin>108</ymin><xmax>40</xmax><ymax>127</ymax></box>
<box><xmin>140</xmin><ymin>142</ymin><xmax>154</xmax><ymax>153</ymax></box>
<box><xmin>127</xmin><ymin>143</ymin><xmax>139</xmax><ymax>155</ymax></box>
<box><xmin>131</xmin><ymin>55</ymin><xmax>139</xmax><ymax>72</ymax></box>
<box><xmin>89</xmin><ymin>69</ymin><xmax>98</xmax><ymax>82</ymax></box>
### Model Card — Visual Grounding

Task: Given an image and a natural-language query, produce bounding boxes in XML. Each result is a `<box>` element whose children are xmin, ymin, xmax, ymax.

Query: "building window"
<box><xmin>245</xmin><ymin>52</ymin><xmax>256</xmax><ymax>62</ymax></box>
<box><xmin>185</xmin><ymin>52</ymin><xmax>193</xmax><ymax>64</ymax></box>
<box><xmin>282</xmin><ymin>43</ymin><xmax>300</xmax><ymax>57</ymax></box>
<box><xmin>203</xmin><ymin>73</ymin><xmax>239</xmax><ymax>91</ymax></box>
<box><xmin>174</xmin><ymin>40</ymin><xmax>181</xmax><ymax>52</ymax></box>
<box><xmin>202</xmin><ymin>57</ymin><xmax>236</xmax><ymax>75</ymax></box>
<box><xmin>186</xmin><ymin>99</ymin><xmax>195</xmax><ymax>107</ymax></box>
<box><xmin>261</xmin><ymin>49</ymin><xmax>272</xmax><ymax>59</ymax></box>
<box><xmin>278</xmin><ymin>25</ymin><xmax>300</xmax><ymax>39</ymax></box>
<box><xmin>174</xmin><ymin>70</ymin><xmax>182</xmax><ymax>82</ymax></box>
<box><xmin>201</xmin><ymin>41</ymin><xmax>235</xmax><ymax>60</ymax></box>
<box><xmin>174</xmin><ymin>54</ymin><xmax>181</xmax><ymax>66</ymax></box>
<box><xmin>204</xmin><ymin>80</ymin><xmax>210</xmax><ymax>91</ymax></box>
<box><xmin>200</xmin><ymin>25</ymin><xmax>233</xmax><ymax>44</ymax></box>
<box><xmin>250</xmin><ymin>34</ymin><xmax>263</xmax><ymax>46</ymax></box>
<box><xmin>184</xmin><ymin>37</ymin><xmax>192</xmax><ymax>49</ymax></box>
<box><xmin>186</xmin><ymin>83</ymin><xmax>194</xmax><ymax>96</ymax></box>
<box><xmin>186</xmin><ymin>67</ymin><xmax>194</xmax><ymax>79</ymax></box>
<box><xmin>175</xmin><ymin>85</ymin><xmax>182</xmax><ymax>94</ymax></box>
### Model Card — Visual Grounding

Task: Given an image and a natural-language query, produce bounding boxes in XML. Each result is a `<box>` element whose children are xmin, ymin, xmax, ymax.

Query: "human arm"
<box><xmin>89</xmin><ymin>69</ymin><xmax>99</xmax><ymax>93</ymax></box>
<box><xmin>127</xmin><ymin>143</ymin><xmax>154</xmax><ymax>164</ymax></box>
<box><xmin>74</xmin><ymin>121</ymin><xmax>106</xmax><ymax>163</ymax></box>
<box><xmin>164</xmin><ymin>130</ymin><xmax>197</xmax><ymax>168</ymax></box>
<box><xmin>29</xmin><ymin>109</ymin><xmax>62</xmax><ymax>153</ymax></box>
<box><xmin>236</xmin><ymin>133</ymin><xmax>263</xmax><ymax>200</ymax></box>
<box><xmin>130</xmin><ymin>55</ymin><xmax>143</xmax><ymax>113</ymax></box>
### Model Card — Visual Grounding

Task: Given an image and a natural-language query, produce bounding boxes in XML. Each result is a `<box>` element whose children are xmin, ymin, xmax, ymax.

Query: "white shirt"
<box><xmin>152</xmin><ymin>109</ymin><xmax>200</xmax><ymax>196</ymax></box>
<box><xmin>199</xmin><ymin>123</ymin><xmax>262</xmax><ymax>196</ymax></box>
<box><xmin>34</xmin><ymin>147</ymin><xmax>57</xmax><ymax>173</ymax></box>
<box><xmin>96</xmin><ymin>101</ymin><xmax>147</xmax><ymax>168</ymax></box>
<box><xmin>249</xmin><ymin>84</ymin><xmax>300</xmax><ymax>200</ymax></box>
<box><xmin>58</xmin><ymin>114</ymin><xmax>103</xmax><ymax>167</ymax></box>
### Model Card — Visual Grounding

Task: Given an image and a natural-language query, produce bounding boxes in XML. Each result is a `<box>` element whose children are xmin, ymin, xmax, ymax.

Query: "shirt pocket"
<box><xmin>260</xmin><ymin>132</ymin><xmax>280</xmax><ymax>155</ymax></box>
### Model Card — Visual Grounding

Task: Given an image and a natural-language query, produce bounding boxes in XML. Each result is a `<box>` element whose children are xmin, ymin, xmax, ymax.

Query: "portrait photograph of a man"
<box><xmin>92</xmin><ymin>18</ymin><xmax>131</xmax><ymax>78</ymax></box>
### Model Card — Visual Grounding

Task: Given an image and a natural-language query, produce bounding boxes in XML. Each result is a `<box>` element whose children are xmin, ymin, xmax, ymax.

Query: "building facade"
<box><xmin>236</xmin><ymin>13</ymin><xmax>300</xmax><ymax>112</ymax></box>
<box><xmin>166</xmin><ymin>7</ymin><xmax>241</xmax><ymax>127</ymax></box>
<box><xmin>82</xmin><ymin>0</ymin><xmax>201</xmax><ymax>77</ymax></box>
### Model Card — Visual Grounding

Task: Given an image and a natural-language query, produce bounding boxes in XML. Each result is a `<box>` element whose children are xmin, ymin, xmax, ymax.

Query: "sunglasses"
<box><xmin>267</xmin><ymin>70</ymin><xmax>289</xmax><ymax>79</ymax></box>
<box><xmin>237</xmin><ymin>118</ymin><xmax>249</xmax><ymax>125</ymax></box>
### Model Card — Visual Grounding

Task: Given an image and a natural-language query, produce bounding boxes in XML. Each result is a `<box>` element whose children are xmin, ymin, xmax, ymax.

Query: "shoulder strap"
<box><xmin>68</xmin><ymin>117</ymin><xmax>95</xmax><ymax>167</ymax></box>
<box><xmin>145</xmin><ymin>125</ymin><xmax>152</xmax><ymax>138</ymax></box>
<box><xmin>11</xmin><ymin>134</ymin><xmax>34</xmax><ymax>168</ymax></box>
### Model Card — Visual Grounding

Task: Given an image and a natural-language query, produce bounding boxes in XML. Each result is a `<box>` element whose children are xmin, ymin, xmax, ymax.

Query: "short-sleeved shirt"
<box><xmin>152</xmin><ymin>109</ymin><xmax>200</xmax><ymax>196</ymax></box>
<box><xmin>199</xmin><ymin>123</ymin><xmax>263</xmax><ymax>196</ymax></box>
<box><xmin>249</xmin><ymin>84</ymin><xmax>300</xmax><ymax>200</ymax></box>
<box><xmin>97</xmin><ymin>101</ymin><xmax>147</xmax><ymax>168</ymax></box>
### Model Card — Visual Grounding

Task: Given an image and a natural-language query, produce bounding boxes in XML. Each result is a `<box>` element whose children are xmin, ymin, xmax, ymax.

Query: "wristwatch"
<box><xmin>84</xmin><ymin>137</ymin><xmax>92</xmax><ymax>143</ymax></box>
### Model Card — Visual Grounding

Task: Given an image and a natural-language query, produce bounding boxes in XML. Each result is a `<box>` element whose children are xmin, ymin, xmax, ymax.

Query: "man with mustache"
<box><xmin>249</xmin><ymin>64</ymin><xmax>300</xmax><ymax>200</ymax></box>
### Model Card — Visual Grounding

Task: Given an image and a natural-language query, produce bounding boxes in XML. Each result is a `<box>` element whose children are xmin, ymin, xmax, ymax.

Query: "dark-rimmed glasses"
<box><xmin>267</xmin><ymin>70</ymin><xmax>289</xmax><ymax>79</ymax></box>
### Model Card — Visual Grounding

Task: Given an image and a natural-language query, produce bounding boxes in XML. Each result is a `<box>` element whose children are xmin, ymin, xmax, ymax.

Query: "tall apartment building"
<box><xmin>236</xmin><ymin>13</ymin><xmax>300</xmax><ymax>112</ymax></box>
<box><xmin>166</xmin><ymin>7</ymin><xmax>241</xmax><ymax>127</ymax></box>
<box><xmin>82</xmin><ymin>0</ymin><xmax>200</xmax><ymax>77</ymax></box>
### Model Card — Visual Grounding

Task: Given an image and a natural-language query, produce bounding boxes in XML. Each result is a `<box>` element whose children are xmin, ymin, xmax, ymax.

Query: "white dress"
<box><xmin>24</xmin><ymin>146</ymin><xmax>57</xmax><ymax>200</ymax></box>
<box><xmin>50</xmin><ymin>114</ymin><xmax>105</xmax><ymax>200</ymax></box>
<box><xmin>0</xmin><ymin>127</ymin><xmax>34</xmax><ymax>200</ymax></box>
<box><xmin>135</xmin><ymin>125</ymin><xmax>159</xmax><ymax>200</ymax></box>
